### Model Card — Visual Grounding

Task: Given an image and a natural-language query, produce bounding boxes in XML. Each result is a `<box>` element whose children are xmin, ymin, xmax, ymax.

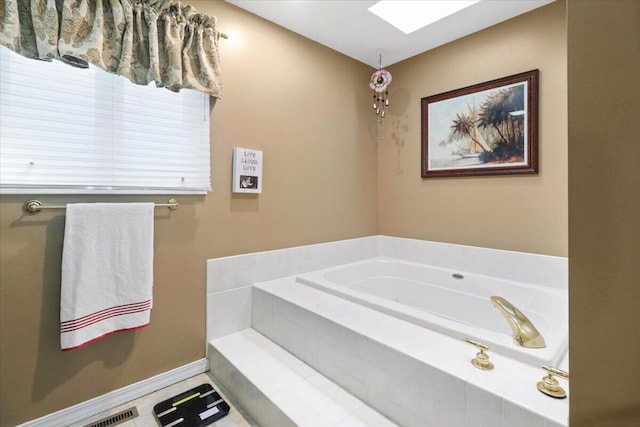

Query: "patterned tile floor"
<box><xmin>72</xmin><ymin>373</ymin><xmax>256</xmax><ymax>427</ymax></box>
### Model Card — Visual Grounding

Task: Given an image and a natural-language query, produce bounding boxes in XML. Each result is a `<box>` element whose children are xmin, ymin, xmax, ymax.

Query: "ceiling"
<box><xmin>226</xmin><ymin>0</ymin><xmax>555</xmax><ymax>69</ymax></box>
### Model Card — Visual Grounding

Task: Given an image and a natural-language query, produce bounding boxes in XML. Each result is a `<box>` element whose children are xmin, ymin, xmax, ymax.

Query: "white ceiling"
<box><xmin>226</xmin><ymin>0</ymin><xmax>555</xmax><ymax>69</ymax></box>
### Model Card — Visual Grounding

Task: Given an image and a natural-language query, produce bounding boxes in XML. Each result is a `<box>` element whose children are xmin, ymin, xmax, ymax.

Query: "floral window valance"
<box><xmin>0</xmin><ymin>0</ymin><xmax>224</xmax><ymax>97</ymax></box>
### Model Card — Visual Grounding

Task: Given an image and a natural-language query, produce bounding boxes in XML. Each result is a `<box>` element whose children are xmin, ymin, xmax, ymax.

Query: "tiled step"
<box><xmin>208</xmin><ymin>328</ymin><xmax>398</xmax><ymax>427</ymax></box>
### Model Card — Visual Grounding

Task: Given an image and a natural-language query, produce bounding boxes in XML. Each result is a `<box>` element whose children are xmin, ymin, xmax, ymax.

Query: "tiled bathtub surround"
<box><xmin>206</xmin><ymin>236</ymin><xmax>567</xmax><ymax>343</ymax></box>
<box><xmin>251</xmin><ymin>280</ymin><xmax>568</xmax><ymax>427</ymax></box>
<box><xmin>377</xmin><ymin>236</ymin><xmax>567</xmax><ymax>290</ymax></box>
<box><xmin>206</xmin><ymin>236</ymin><xmax>568</xmax><ymax>426</ymax></box>
<box><xmin>206</xmin><ymin>236</ymin><xmax>379</xmax><ymax>341</ymax></box>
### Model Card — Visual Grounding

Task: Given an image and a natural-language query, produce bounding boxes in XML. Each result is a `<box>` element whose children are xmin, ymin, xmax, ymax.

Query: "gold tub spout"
<box><xmin>490</xmin><ymin>296</ymin><xmax>546</xmax><ymax>348</ymax></box>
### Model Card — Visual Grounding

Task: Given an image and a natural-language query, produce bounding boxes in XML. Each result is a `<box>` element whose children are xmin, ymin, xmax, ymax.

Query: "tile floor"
<box><xmin>72</xmin><ymin>373</ymin><xmax>256</xmax><ymax>427</ymax></box>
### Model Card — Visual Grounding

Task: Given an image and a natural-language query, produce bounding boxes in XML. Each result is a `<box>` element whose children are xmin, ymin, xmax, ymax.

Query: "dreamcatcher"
<box><xmin>370</xmin><ymin>52</ymin><xmax>392</xmax><ymax>140</ymax></box>
<box><xmin>370</xmin><ymin>51</ymin><xmax>392</xmax><ymax>119</ymax></box>
<box><xmin>370</xmin><ymin>68</ymin><xmax>392</xmax><ymax>118</ymax></box>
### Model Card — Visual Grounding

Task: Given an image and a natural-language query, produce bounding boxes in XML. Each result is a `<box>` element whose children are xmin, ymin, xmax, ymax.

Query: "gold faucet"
<box><xmin>490</xmin><ymin>296</ymin><xmax>546</xmax><ymax>348</ymax></box>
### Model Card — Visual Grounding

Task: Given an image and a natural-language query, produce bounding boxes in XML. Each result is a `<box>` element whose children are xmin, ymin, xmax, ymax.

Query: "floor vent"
<box><xmin>84</xmin><ymin>407</ymin><xmax>139</xmax><ymax>427</ymax></box>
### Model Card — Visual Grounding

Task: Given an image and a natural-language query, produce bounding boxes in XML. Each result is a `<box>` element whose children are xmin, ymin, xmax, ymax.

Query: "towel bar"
<box><xmin>23</xmin><ymin>198</ymin><xmax>180</xmax><ymax>214</ymax></box>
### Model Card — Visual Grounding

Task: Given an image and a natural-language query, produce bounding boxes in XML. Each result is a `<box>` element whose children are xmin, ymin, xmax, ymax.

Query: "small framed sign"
<box><xmin>232</xmin><ymin>147</ymin><xmax>263</xmax><ymax>193</ymax></box>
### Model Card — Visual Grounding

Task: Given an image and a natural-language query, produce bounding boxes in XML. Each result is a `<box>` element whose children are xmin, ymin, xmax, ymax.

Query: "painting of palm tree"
<box><xmin>422</xmin><ymin>70</ymin><xmax>538</xmax><ymax>178</ymax></box>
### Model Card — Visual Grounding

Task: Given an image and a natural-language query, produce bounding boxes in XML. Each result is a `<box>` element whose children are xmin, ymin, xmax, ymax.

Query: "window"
<box><xmin>0</xmin><ymin>48</ymin><xmax>210</xmax><ymax>194</ymax></box>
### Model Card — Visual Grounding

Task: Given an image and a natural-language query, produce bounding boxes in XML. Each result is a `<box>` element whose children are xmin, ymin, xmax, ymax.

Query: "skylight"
<box><xmin>368</xmin><ymin>0</ymin><xmax>481</xmax><ymax>35</ymax></box>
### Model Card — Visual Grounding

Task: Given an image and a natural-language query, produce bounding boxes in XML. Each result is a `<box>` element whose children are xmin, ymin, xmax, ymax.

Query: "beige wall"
<box><xmin>0</xmin><ymin>1</ymin><xmax>377</xmax><ymax>424</ymax></box>
<box><xmin>4</xmin><ymin>1</ymin><xmax>638</xmax><ymax>426</ymax></box>
<box><xmin>567</xmin><ymin>1</ymin><xmax>640</xmax><ymax>425</ymax></box>
<box><xmin>379</xmin><ymin>0</ymin><xmax>568</xmax><ymax>257</ymax></box>
<box><xmin>194</xmin><ymin>0</ymin><xmax>379</xmax><ymax>257</ymax></box>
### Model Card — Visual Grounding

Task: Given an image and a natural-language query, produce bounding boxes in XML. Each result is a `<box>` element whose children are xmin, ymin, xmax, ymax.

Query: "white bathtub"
<box><xmin>296</xmin><ymin>257</ymin><xmax>568</xmax><ymax>367</ymax></box>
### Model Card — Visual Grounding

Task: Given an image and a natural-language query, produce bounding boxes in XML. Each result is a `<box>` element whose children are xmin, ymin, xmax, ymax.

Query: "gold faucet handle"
<box><xmin>464</xmin><ymin>338</ymin><xmax>494</xmax><ymax>371</ymax></box>
<box><xmin>537</xmin><ymin>365</ymin><xmax>569</xmax><ymax>398</ymax></box>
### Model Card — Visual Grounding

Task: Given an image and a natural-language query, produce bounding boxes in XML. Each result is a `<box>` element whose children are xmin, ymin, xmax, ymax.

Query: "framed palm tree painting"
<box><xmin>421</xmin><ymin>70</ymin><xmax>538</xmax><ymax>178</ymax></box>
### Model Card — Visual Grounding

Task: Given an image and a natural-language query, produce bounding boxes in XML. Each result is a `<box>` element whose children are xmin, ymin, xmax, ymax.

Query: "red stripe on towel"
<box><xmin>61</xmin><ymin>323</ymin><xmax>150</xmax><ymax>352</ymax></box>
<box><xmin>61</xmin><ymin>300</ymin><xmax>152</xmax><ymax>332</ymax></box>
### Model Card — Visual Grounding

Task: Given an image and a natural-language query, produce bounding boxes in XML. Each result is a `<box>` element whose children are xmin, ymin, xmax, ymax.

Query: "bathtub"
<box><xmin>296</xmin><ymin>257</ymin><xmax>568</xmax><ymax>367</ymax></box>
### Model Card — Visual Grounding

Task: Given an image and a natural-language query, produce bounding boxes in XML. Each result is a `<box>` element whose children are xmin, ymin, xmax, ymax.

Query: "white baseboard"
<box><xmin>19</xmin><ymin>358</ymin><xmax>208</xmax><ymax>427</ymax></box>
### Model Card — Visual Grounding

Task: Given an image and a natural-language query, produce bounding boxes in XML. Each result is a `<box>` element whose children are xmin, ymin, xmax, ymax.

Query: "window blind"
<box><xmin>0</xmin><ymin>47</ymin><xmax>210</xmax><ymax>194</ymax></box>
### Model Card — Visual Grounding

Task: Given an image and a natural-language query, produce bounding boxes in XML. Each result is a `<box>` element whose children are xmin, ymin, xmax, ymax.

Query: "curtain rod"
<box><xmin>23</xmin><ymin>198</ymin><xmax>179</xmax><ymax>215</ymax></box>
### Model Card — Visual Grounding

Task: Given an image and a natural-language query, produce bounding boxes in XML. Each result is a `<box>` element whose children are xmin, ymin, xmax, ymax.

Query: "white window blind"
<box><xmin>0</xmin><ymin>47</ymin><xmax>210</xmax><ymax>194</ymax></box>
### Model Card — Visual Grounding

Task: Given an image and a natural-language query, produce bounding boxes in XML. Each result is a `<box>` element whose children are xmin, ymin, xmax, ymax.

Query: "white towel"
<box><xmin>60</xmin><ymin>203</ymin><xmax>154</xmax><ymax>351</ymax></box>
